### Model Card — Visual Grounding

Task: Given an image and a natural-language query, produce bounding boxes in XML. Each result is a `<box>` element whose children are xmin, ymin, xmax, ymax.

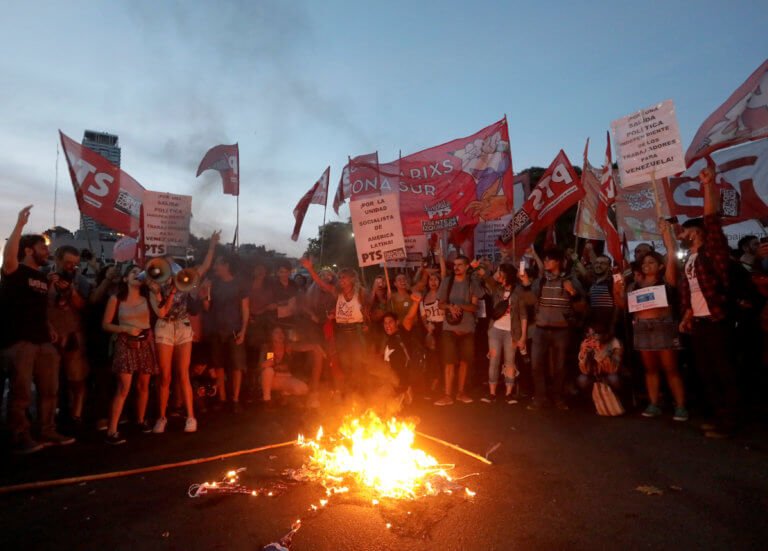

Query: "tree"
<box><xmin>305</xmin><ymin>220</ymin><xmax>358</xmax><ymax>270</ymax></box>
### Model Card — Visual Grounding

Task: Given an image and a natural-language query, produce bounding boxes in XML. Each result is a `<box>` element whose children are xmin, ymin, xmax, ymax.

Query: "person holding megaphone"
<box><xmin>146</xmin><ymin>231</ymin><xmax>220</xmax><ymax>434</ymax></box>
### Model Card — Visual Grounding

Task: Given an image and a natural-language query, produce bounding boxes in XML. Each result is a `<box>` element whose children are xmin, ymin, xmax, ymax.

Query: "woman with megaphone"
<box><xmin>146</xmin><ymin>231</ymin><xmax>220</xmax><ymax>434</ymax></box>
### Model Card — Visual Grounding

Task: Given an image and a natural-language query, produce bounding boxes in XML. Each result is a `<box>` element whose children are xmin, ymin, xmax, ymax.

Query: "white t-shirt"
<box><xmin>335</xmin><ymin>292</ymin><xmax>364</xmax><ymax>324</ymax></box>
<box><xmin>420</xmin><ymin>299</ymin><xmax>445</xmax><ymax>323</ymax></box>
<box><xmin>491</xmin><ymin>290</ymin><xmax>512</xmax><ymax>331</ymax></box>
<box><xmin>685</xmin><ymin>253</ymin><xmax>712</xmax><ymax>317</ymax></box>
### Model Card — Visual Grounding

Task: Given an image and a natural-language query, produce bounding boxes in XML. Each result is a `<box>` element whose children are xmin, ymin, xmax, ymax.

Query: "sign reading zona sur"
<box><xmin>611</xmin><ymin>100</ymin><xmax>687</xmax><ymax>187</ymax></box>
<box><xmin>349</xmin><ymin>193</ymin><xmax>407</xmax><ymax>267</ymax></box>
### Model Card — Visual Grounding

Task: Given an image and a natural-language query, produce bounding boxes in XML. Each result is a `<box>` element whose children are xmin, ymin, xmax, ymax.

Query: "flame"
<box><xmin>296</xmin><ymin>411</ymin><xmax>454</xmax><ymax>500</ymax></box>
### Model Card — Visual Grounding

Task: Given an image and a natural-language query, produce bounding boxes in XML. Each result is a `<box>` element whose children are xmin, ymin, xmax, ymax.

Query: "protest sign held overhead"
<box><xmin>616</xmin><ymin>179</ymin><xmax>671</xmax><ymax>241</ymax></box>
<box><xmin>345</xmin><ymin>118</ymin><xmax>514</xmax><ymax>235</ymax></box>
<box><xmin>292</xmin><ymin>167</ymin><xmax>330</xmax><ymax>241</ymax></box>
<box><xmin>349</xmin><ymin>192</ymin><xmax>407</xmax><ymax>267</ymax></box>
<box><xmin>59</xmin><ymin>130</ymin><xmax>145</xmax><ymax>237</ymax></box>
<box><xmin>475</xmin><ymin>214</ymin><xmax>513</xmax><ymax>262</ymax></box>
<box><xmin>498</xmin><ymin>150</ymin><xmax>583</xmax><ymax>256</ymax></box>
<box><xmin>142</xmin><ymin>191</ymin><xmax>192</xmax><ymax>258</ymax></box>
<box><xmin>386</xmin><ymin>234</ymin><xmax>429</xmax><ymax>268</ymax></box>
<box><xmin>196</xmin><ymin>143</ymin><xmax>239</xmax><ymax>196</ymax></box>
<box><xmin>686</xmin><ymin>58</ymin><xmax>768</xmax><ymax>165</ymax></box>
<box><xmin>611</xmin><ymin>100</ymin><xmax>686</xmax><ymax>187</ymax></box>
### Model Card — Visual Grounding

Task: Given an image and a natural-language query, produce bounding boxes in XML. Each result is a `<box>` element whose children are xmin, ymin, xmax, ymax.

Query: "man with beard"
<box><xmin>677</xmin><ymin>167</ymin><xmax>739</xmax><ymax>438</ymax></box>
<box><xmin>1</xmin><ymin>206</ymin><xmax>74</xmax><ymax>454</ymax></box>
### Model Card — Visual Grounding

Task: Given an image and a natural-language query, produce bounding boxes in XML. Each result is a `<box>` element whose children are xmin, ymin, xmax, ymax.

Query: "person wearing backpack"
<box><xmin>434</xmin><ymin>255</ymin><xmax>483</xmax><ymax>406</ymax></box>
<box><xmin>520</xmin><ymin>246</ymin><xmax>586</xmax><ymax>409</ymax></box>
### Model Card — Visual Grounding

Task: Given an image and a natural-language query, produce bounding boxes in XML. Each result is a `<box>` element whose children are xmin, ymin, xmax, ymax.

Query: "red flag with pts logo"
<box><xmin>196</xmin><ymin>144</ymin><xmax>239</xmax><ymax>196</ymax></box>
<box><xmin>59</xmin><ymin>130</ymin><xmax>145</xmax><ymax>237</ymax></box>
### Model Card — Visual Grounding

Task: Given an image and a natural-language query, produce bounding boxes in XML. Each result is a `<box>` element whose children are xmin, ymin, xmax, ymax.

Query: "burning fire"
<box><xmin>295</xmin><ymin>411</ymin><xmax>471</xmax><ymax>501</ymax></box>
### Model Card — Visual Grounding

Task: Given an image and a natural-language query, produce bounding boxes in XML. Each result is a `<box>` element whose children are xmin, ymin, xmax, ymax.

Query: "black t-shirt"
<box><xmin>383</xmin><ymin>331</ymin><xmax>411</xmax><ymax>385</ymax></box>
<box><xmin>0</xmin><ymin>264</ymin><xmax>51</xmax><ymax>345</ymax></box>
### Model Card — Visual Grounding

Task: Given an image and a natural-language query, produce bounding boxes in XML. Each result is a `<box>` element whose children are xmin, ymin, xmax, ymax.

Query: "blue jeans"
<box><xmin>531</xmin><ymin>326</ymin><xmax>570</xmax><ymax>404</ymax></box>
<box><xmin>487</xmin><ymin>325</ymin><xmax>516</xmax><ymax>385</ymax></box>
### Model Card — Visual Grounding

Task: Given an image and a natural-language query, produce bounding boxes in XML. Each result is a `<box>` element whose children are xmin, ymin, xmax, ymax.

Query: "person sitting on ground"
<box><xmin>101</xmin><ymin>264</ymin><xmax>159</xmax><ymax>444</ymax></box>
<box><xmin>576</xmin><ymin>321</ymin><xmax>623</xmax><ymax>392</ymax></box>
<box><xmin>260</xmin><ymin>325</ymin><xmax>324</xmax><ymax>408</ymax></box>
<box><xmin>1</xmin><ymin>206</ymin><xmax>74</xmax><ymax>453</ymax></box>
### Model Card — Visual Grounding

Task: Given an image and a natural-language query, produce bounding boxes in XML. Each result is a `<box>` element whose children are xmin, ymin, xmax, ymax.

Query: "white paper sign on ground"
<box><xmin>350</xmin><ymin>193</ymin><xmax>407</xmax><ymax>267</ymax></box>
<box><xmin>387</xmin><ymin>234</ymin><xmax>428</xmax><ymax>268</ymax></box>
<box><xmin>474</xmin><ymin>214</ymin><xmax>513</xmax><ymax>262</ymax></box>
<box><xmin>611</xmin><ymin>100</ymin><xmax>687</xmax><ymax>187</ymax></box>
<box><xmin>142</xmin><ymin>191</ymin><xmax>192</xmax><ymax>258</ymax></box>
<box><xmin>627</xmin><ymin>284</ymin><xmax>668</xmax><ymax>313</ymax></box>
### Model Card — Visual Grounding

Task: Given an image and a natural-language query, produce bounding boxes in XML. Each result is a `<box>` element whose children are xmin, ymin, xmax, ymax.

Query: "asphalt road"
<box><xmin>1</xmin><ymin>395</ymin><xmax>767</xmax><ymax>550</ymax></box>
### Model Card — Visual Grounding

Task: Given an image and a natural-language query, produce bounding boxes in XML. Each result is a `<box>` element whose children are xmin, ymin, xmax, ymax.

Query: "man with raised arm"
<box><xmin>1</xmin><ymin>206</ymin><xmax>74</xmax><ymax>454</ymax></box>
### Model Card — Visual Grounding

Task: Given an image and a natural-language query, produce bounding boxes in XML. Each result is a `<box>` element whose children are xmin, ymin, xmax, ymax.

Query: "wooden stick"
<box><xmin>383</xmin><ymin>260</ymin><xmax>391</xmax><ymax>296</ymax></box>
<box><xmin>416</xmin><ymin>431</ymin><xmax>493</xmax><ymax>465</ymax></box>
<box><xmin>650</xmin><ymin>171</ymin><xmax>663</xmax><ymax>218</ymax></box>
<box><xmin>0</xmin><ymin>440</ymin><xmax>296</xmax><ymax>495</ymax></box>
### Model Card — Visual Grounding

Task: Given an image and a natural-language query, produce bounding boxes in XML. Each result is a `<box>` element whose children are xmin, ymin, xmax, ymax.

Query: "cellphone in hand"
<box><xmin>518</xmin><ymin>260</ymin><xmax>526</xmax><ymax>276</ymax></box>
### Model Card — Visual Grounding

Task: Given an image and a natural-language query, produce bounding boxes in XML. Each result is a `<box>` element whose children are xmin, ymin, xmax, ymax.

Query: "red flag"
<box><xmin>596</xmin><ymin>131</ymin><xmax>623</xmax><ymax>266</ymax></box>
<box><xmin>347</xmin><ymin>119</ymin><xmax>514</xmax><ymax>235</ymax></box>
<box><xmin>686</xmin><ymin>58</ymin><xmax>768</xmax><ymax>166</ymax></box>
<box><xmin>498</xmin><ymin>150</ymin><xmax>584</xmax><ymax>256</ymax></box>
<box><xmin>574</xmin><ymin>137</ymin><xmax>606</xmax><ymax>239</ymax></box>
<box><xmin>332</xmin><ymin>163</ymin><xmax>350</xmax><ymax>214</ymax></box>
<box><xmin>196</xmin><ymin>144</ymin><xmax>239</xmax><ymax>195</ymax></box>
<box><xmin>59</xmin><ymin>130</ymin><xmax>145</xmax><ymax>237</ymax></box>
<box><xmin>291</xmin><ymin>167</ymin><xmax>330</xmax><ymax>241</ymax></box>
<box><xmin>667</xmin><ymin>137</ymin><xmax>768</xmax><ymax>223</ymax></box>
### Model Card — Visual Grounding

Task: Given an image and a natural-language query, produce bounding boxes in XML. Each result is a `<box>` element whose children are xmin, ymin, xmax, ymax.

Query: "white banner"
<box><xmin>611</xmin><ymin>100</ymin><xmax>687</xmax><ymax>187</ymax></box>
<box><xmin>474</xmin><ymin>214</ymin><xmax>513</xmax><ymax>262</ymax></box>
<box><xmin>349</xmin><ymin>193</ymin><xmax>407</xmax><ymax>267</ymax></box>
<box><xmin>387</xmin><ymin>234</ymin><xmax>428</xmax><ymax>268</ymax></box>
<box><xmin>142</xmin><ymin>191</ymin><xmax>192</xmax><ymax>258</ymax></box>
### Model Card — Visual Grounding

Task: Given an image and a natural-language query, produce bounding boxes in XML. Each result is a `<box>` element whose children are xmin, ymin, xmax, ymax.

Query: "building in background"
<box><xmin>80</xmin><ymin>130</ymin><xmax>121</xmax><ymax>240</ymax></box>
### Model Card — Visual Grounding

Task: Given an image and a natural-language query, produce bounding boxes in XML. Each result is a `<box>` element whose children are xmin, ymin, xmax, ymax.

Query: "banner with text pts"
<box><xmin>142</xmin><ymin>191</ymin><xmax>192</xmax><ymax>258</ymax></box>
<box><xmin>350</xmin><ymin>193</ymin><xmax>407</xmax><ymax>267</ymax></box>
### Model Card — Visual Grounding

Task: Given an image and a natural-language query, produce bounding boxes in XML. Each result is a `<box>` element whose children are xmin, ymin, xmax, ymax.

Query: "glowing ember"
<box><xmin>295</xmin><ymin>411</ymin><xmax>470</xmax><ymax>501</ymax></box>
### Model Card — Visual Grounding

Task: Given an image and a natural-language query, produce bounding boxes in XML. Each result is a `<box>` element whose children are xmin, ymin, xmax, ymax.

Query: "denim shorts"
<box><xmin>632</xmin><ymin>317</ymin><xmax>682</xmax><ymax>351</ymax></box>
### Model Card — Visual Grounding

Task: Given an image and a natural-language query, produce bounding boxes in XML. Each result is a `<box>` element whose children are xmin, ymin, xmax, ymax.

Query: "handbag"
<box><xmin>592</xmin><ymin>381</ymin><xmax>625</xmax><ymax>416</ymax></box>
<box><xmin>491</xmin><ymin>290</ymin><xmax>511</xmax><ymax>320</ymax></box>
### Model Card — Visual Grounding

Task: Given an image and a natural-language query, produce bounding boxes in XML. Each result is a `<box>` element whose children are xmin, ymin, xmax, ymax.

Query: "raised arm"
<box><xmin>196</xmin><ymin>230</ymin><xmax>221</xmax><ymax>278</ymax></box>
<box><xmin>402</xmin><ymin>292</ymin><xmax>422</xmax><ymax>331</ymax></box>
<box><xmin>300</xmin><ymin>257</ymin><xmax>335</xmax><ymax>294</ymax></box>
<box><xmin>2</xmin><ymin>205</ymin><xmax>32</xmax><ymax>275</ymax></box>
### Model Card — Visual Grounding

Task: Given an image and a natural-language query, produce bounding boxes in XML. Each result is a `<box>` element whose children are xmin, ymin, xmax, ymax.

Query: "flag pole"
<box><xmin>650</xmin><ymin>170</ymin><xmax>662</xmax><ymax>218</ymax></box>
<box><xmin>54</xmin><ymin>141</ymin><xmax>59</xmax><ymax>228</ymax></box>
<box><xmin>319</xmin><ymin>202</ymin><xmax>327</xmax><ymax>267</ymax></box>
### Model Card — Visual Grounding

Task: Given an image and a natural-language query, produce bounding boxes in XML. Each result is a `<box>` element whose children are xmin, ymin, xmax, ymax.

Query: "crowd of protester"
<box><xmin>2</xmin><ymin>169</ymin><xmax>768</xmax><ymax>454</ymax></box>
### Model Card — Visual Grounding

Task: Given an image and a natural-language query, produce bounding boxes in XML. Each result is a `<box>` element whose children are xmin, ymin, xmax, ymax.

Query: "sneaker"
<box><xmin>153</xmin><ymin>417</ymin><xmax>167</xmax><ymax>434</ymax></box>
<box><xmin>641</xmin><ymin>404</ymin><xmax>662</xmax><ymax>418</ymax></box>
<box><xmin>505</xmin><ymin>396</ymin><xmax>519</xmax><ymax>405</ymax></box>
<box><xmin>138</xmin><ymin>420</ymin><xmax>153</xmax><ymax>433</ymax></box>
<box><xmin>184</xmin><ymin>417</ymin><xmax>198</xmax><ymax>433</ymax></box>
<box><xmin>39</xmin><ymin>430</ymin><xmax>76</xmax><ymax>446</ymax></box>
<box><xmin>456</xmin><ymin>392</ymin><xmax>473</xmax><ymax>404</ymax></box>
<box><xmin>672</xmin><ymin>406</ymin><xmax>690</xmax><ymax>422</ymax></box>
<box><xmin>13</xmin><ymin>434</ymin><xmax>44</xmax><ymax>455</ymax></box>
<box><xmin>480</xmin><ymin>393</ymin><xmax>497</xmax><ymax>404</ymax></box>
<box><xmin>104</xmin><ymin>431</ymin><xmax>126</xmax><ymax>445</ymax></box>
<box><xmin>434</xmin><ymin>395</ymin><xmax>454</xmax><ymax>406</ymax></box>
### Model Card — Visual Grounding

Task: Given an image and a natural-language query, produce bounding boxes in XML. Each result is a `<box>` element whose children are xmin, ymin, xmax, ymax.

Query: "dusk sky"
<box><xmin>1</xmin><ymin>1</ymin><xmax>767</xmax><ymax>257</ymax></box>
